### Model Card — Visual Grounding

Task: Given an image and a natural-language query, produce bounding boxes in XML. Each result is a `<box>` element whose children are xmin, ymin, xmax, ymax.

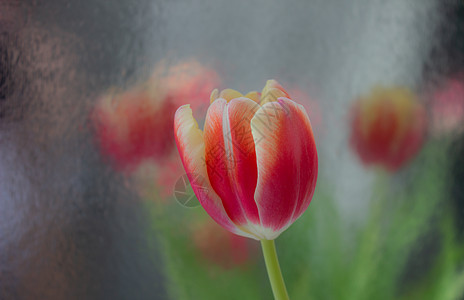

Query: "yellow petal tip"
<box><xmin>219</xmin><ymin>88</ymin><xmax>243</xmax><ymax>102</ymax></box>
<box><xmin>210</xmin><ymin>89</ymin><xmax>219</xmax><ymax>103</ymax></box>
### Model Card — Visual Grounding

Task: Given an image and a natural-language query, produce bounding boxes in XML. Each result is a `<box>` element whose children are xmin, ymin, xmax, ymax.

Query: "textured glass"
<box><xmin>0</xmin><ymin>1</ymin><xmax>463</xmax><ymax>299</ymax></box>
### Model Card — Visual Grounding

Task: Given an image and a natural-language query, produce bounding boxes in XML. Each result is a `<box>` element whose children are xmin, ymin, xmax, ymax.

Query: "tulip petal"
<box><xmin>226</xmin><ymin>98</ymin><xmax>261</xmax><ymax>221</ymax></box>
<box><xmin>244</xmin><ymin>91</ymin><xmax>261</xmax><ymax>103</ymax></box>
<box><xmin>210</xmin><ymin>88</ymin><xmax>219</xmax><ymax>103</ymax></box>
<box><xmin>204</xmin><ymin>98</ymin><xmax>264</xmax><ymax>237</ymax></box>
<box><xmin>251</xmin><ymin>98</ymin><xmax>318</xmax><ymax>239</ymax></box>
<box><xmin>260</xmin><ymin>80</ymin><xmax>291</xmax><ymax>105</ymax></box>
<box><xmin>174</xmin><ymin>105</ymin><xmax>256</xmax><ymax>239</ymax></box>
<box><xmin>219</xmin><ymin>89</ymin><xmax>243</xmax><ymax>102</ymax></box>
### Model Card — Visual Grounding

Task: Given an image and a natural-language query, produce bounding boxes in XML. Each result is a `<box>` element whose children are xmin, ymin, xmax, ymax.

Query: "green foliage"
<box><xmin>148</xmin><ymin>141</ymin><xmax>464</xmax><ymax>299</ymax></box>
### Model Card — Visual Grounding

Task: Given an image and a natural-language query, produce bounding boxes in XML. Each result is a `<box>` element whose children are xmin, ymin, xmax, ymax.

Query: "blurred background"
<box><xmin>0</xmin><ymin>0</ymin><xmax>463</xmax><ymax>299</ymax></box>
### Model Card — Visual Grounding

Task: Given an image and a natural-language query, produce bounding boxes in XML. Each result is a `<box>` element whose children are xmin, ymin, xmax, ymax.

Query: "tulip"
<box><xmin>149</xmin><ymin>59</ymin><xmax>221</xmax><ymax>116</ymax></box>
<box><xmin>430</xmin><ymin>78</ymin><xmax>464</xmax><ymax>136</ymax></box>
<box><xmin>174</xmin><ymin>79</ymin><xmax>318</xmax><ymax>239</ymax></box>
<box><xmin>349</xmin><ymin>86</ymin><xmax>426</xmax><ymax>172</ymax></box>
<box><xmin>174</xmin><ymin>79</ymin><xmax>318</xmax><ymax>300</ymax></box>
<box><xmin>92</xmin><ymin>59</ymin><xmax>220</xmax><ymax>174</ymax></box>
<box><xmin>93</xmin><ymin>89</ymin><xmax>176</xmax><ymax>172</ymax></box>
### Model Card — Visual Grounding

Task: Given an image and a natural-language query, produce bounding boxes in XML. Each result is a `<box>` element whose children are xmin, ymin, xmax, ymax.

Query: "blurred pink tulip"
<box><xmin>430</xmin><ymin>77</ymin><xmax>464</xmax><ymax>136</ymax></box>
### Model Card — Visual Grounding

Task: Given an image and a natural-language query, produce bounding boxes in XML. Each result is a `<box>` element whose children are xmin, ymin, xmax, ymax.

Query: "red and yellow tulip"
<box><xmin>349</xmin><ymin>86</ymin><xmax>426</xmax><ymax>172</ymax></box>
<box><xmin>174</xmin><ymin>80</ymin><xmax>318</xmax><ymax>240</ymax></box>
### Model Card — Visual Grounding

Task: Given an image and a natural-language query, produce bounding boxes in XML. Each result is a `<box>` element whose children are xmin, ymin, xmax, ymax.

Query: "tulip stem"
<box><xmin>261</xmin><ymin>239</ymin><xmax>290</xmax><ymax>300</ymax></box>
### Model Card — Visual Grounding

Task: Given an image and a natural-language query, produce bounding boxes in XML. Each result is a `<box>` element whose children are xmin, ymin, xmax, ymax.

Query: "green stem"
<box><xmin>261</xmin><ymin>239</ymin><xmax>290</xmax><ymax>300</ymax></box>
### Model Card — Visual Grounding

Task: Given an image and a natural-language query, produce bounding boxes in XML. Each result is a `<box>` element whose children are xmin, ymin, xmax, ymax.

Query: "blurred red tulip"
<box><xmin>430</xmin><ymin>77</ymin><xmax>464</xmax><ymax>136</ymax></box>
<box><xmin>92</xmin><ymin>59</ymin><xmax>221</xmax><ymax>173</ymax></box>
<box><xmin>149</xmin><ymin>59</ymin><xmax>221</xmax><ymax>116</ymax></box>
<box><xmin>93</xmin><ymin>90</ymin><xmax>175</xmax><ymax>172</ymax></box>
<box><xmin>192</xmin><ymin>219</ymin><xmax>257</xmax><ymax>269</ymax></box>
<box><xmin>350</xmin><ymin>86</ymin><xmax>426</xmax><ymax>172</ymax></box>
